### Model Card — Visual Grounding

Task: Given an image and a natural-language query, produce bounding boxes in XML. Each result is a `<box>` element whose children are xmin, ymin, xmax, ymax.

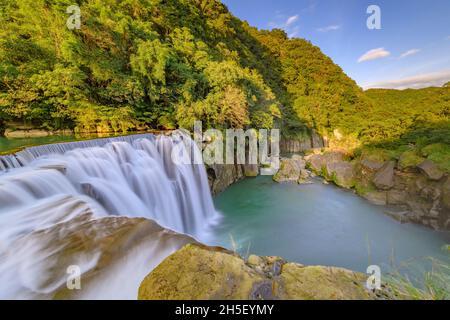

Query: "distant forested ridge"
<box><xmin>0</xmin><ymin>0</ymin><xmax>449</xmax><ymax>163</ymax></box>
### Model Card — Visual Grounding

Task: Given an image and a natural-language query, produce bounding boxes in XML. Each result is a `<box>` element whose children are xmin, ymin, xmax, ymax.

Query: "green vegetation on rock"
<box><xmin>138</xmin><ymin>243</ymin><xmax>384</xmax><ymax>300</ymax></box>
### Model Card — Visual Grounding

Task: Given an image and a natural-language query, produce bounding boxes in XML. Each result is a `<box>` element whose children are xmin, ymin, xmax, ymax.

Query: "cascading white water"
<box><xmin>0</xmin><ymin>132</ymin><xmax>219</xmax><ymax>299</ymax></box>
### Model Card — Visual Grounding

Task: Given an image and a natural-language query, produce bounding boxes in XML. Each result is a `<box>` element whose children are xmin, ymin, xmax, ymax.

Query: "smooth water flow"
<box><xmin>0</xmin><ymin>133</ymin><xmax>216</xmax><ymax>237</ymax></box>
<box><xmin>213</xmin><ymin>176</ymin><xmax>450</xmax><ymax>276</ymax></box>
<box><xmin>0</xmin><ymin>133</ymin><xmax>217</xmax><ymax>299</ymax></box>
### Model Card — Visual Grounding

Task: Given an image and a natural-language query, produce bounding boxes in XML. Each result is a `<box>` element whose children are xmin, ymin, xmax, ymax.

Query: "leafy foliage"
<box><xmin>0</xmin><ymin>0</ymin><xmax>448</xmax><ymax>162</ymax></box>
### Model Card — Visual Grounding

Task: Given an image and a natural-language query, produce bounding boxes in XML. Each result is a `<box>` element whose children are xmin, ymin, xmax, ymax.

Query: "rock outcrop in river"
<box><xmin>138</xmin><ymin>244</ymin><xmax>384</xmax><ymax>300</ymax></box>
<box><xmin>273</xmin><ymin>156</ymin><xmax>311</xmax><ymax>184</ymax></box>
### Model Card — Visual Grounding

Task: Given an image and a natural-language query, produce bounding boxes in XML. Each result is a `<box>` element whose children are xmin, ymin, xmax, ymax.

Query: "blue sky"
<box><xmin>222</xmin><ymin>0</ymin><xmax>450</xmax><ymax>89</ymax></box>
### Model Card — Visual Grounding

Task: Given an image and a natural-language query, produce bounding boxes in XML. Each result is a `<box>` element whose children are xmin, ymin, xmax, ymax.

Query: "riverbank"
<box><xmin>302</xmin><ymin>151</ymin><xmax>450</xmax><ymax>231</ymax></box>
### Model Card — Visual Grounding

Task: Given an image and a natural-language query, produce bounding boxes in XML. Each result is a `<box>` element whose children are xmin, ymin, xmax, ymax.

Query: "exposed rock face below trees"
<box><xmin>280</xmin><ymin>131</ymin><xmax>327</xmax><ymax>153</ymax></box>
<box><xmin>138</xmin><ymin>244</ymin><xmax>383</xmax><ymax>300</ymax></box>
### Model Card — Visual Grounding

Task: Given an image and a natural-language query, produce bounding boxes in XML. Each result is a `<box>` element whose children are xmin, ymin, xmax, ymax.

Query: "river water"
<box><xmin>0</xmin><ymin>134</ymin><xmax>448</xmax><ymax>298</ymax></box>
<box><xmin>212</xmin><ymin>176</ymin><xmax>450</xmax><ymax>275</ymax></box>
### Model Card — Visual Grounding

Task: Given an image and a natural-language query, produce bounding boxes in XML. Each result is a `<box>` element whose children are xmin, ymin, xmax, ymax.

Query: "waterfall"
<box><xmin>0</xmin><ymin>132</ymin><xmax>219</xmax><ymax>299</ymax></box>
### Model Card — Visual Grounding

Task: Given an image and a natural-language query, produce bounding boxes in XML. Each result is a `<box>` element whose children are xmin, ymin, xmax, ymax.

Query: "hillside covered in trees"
<box><xmin>0</xmin><ymin>0</ymin><xmax>449</xmax><ymax>165</ymax></box>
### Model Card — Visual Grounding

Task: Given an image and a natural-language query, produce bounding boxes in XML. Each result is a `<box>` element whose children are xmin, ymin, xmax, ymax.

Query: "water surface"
<box><xmin>213</xmin><ymin>176</ymin><xmax>450</xmax><ymax>275</ymax></box>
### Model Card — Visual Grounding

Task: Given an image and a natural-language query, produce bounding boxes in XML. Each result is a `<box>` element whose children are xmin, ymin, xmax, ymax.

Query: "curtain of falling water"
<box><xmin>0</xmin><ymin>132</ymin><xmax>219</xmax><ymax>299</ymax></box>
<box><xmin>0</xmin><ymin>132</ymin><xmax>218</xmax><ymax>237</ymax></box>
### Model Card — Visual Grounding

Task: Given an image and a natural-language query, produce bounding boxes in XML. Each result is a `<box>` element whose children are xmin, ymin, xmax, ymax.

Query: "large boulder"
<box><xmin>417</xmin><ymin>160</ymin><xmax>444</xmax><ymax>181</ymax></box>
<box><xmin>305</xmin><ymin>152</ymin><xmax>344</xmax><ymax>173</ymax></box>
<box><xmin>273</xmin><ymin>156</ymin><xmax>306</xmax><ymax>183</ymax></box>
<box><xmin>138</xmin><ymin>244</ymin><xmax>381</xmax><ymax>300</ymax></box>
<box><xmin>325</xmin><ymin>161</ymin><xmax>355</xmax><ymax>188</ymax></box>
<box><xmin>373</xmin><ymin>161</ymin><xmax>396</xmax><ymax>190</ymax></box>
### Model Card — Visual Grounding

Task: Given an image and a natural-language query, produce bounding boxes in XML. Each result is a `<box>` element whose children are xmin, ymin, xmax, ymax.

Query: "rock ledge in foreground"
<box><xmin>138</xmin><ymin>244</ymin><xmax>386</xmax><ymax>300</ymax></box>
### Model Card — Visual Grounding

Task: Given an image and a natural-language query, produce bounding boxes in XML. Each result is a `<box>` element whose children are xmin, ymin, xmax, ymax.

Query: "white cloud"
<box><xmin>358</xmin><ymin>48</ymin><xmax>391</xmax><ymax>63</ymax></box>
<box><xmin>286</xmin><ymin>15</ymin><xmax>299</xmax><ymax>26</ymax></box>
<box><xmin>269</xmin><ymin>13</ymin><xmax>301</xmax><ymax>38</ymax></box>
<box><xmin>447</xmin><ymin>36</ymin><xmax>450</xmax><ymax>40</ymax></box>
<box><xmin>317</xmin><ymin>25</ymin><xmax>341</xmax><ymax>32</ymax></box>
<box><xmin>364</xmin><ymin>70</ymin><xmax>450</xmax><ymax>90</ymax></box>
<box><xmin>400</xmin><ymin>49</ymin><xmax>420</xmax><ymax>58</ymax></box>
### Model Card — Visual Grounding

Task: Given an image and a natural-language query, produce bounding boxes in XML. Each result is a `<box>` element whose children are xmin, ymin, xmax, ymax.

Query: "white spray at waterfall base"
<box><xmin>0</xmin><ymin>132</ymin><xmax>219</xmax><ymax>299</ymax></box>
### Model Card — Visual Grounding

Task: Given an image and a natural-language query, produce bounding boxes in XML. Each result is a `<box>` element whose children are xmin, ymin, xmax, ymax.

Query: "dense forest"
<box><xmin>0</xmin><ymin>0</ymin><xmax>449</xmax><ymax>167</ymax></box>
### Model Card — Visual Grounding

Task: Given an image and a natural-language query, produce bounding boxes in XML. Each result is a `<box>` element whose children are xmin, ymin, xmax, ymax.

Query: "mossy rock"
<box><xmin>138</xmin><ymin>244</ymin><xmax>382</xmax><ymax>300</ymax></box>
<box><xmin>398</xmin><ymin>150</ymin><xmax>424</xmax><ymax>169</ymax></box>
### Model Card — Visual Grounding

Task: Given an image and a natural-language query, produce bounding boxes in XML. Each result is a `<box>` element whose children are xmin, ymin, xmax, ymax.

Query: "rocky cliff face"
<box><xmin>280</xmin><ymin>131</ymin><xmax>327</xmax><ymax>153</ymax></box>
<box><xmin>206</xmin><ymin>164</ymin><xmax>245</xmax><ymax>195</ymax></box>
<box><xmin>138</xmin><ymin>244</ymin><xmax>385</xmax><ymax>300</ymax></box>
<box><xmin>304</xmin><ymin>152</ymin><xmax>450</xmax><ymax>230</ymax></box>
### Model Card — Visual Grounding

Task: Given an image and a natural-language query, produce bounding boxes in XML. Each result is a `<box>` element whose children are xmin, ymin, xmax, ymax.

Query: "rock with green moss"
<box><xmin>325</xmin><ymin>161</ymin><xmax>355</xmax><ymax>188</ymax></box>
<box><xmin>305</xmin><ymin>152</ymin><xmax>344</xmax><ymax>174</ymax></box>
<box><xmin>138</xmin><ymin>244</ymin><xmax>383</xmax><ymax>300</ymax></box>
<box><xmin>273</xmin><ymin>156</ymin><xmax>306</xmax><ymax>183</ymax></box>
<box><xmin>398</xmin><ymin>151</ymin><xmax>425</xmax><ymax>170</ymax></box>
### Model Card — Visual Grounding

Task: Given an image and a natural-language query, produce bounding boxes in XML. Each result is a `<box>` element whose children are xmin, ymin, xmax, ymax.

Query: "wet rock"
<box><xmin>384</xmin><ymin>210</ymin><xmax>411</xmax><ymax>223</ymax></box>
<box><xmin>363</xmin><ymin>191</ymin><xmax>387</xmax><ymax>206</ymax></box>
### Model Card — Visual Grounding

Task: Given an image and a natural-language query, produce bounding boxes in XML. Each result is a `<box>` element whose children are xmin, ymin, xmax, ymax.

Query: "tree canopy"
<box><xmin>0</xmin><ymin>0</ymin><xmax>448</xmax><ymax>161</ymax></box>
